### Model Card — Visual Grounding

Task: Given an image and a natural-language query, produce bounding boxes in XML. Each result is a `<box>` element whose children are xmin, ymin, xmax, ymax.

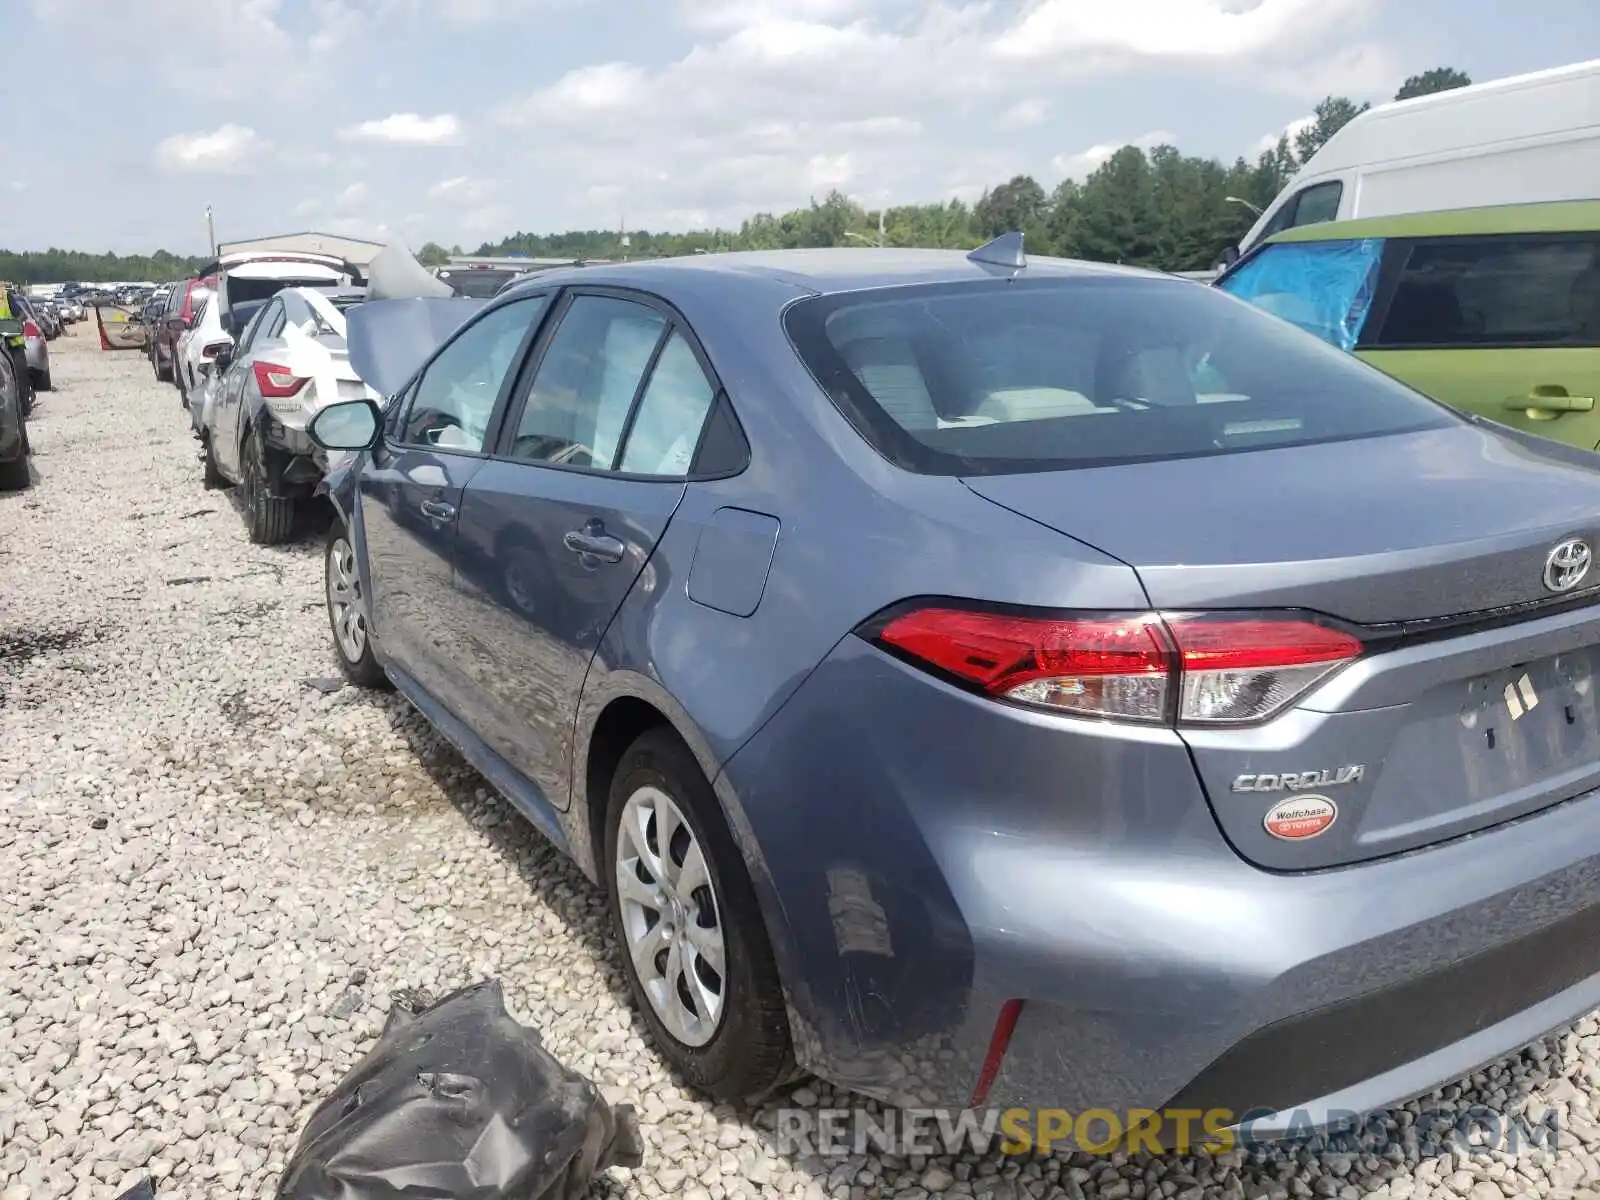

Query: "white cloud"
<box><xmin>154</xmin><ymin>125</ymin><xmax>267</xmax><ymax>174</ymax></box>
<box><xmin>428</xmin><ymin>176</ymin><xmax>497</xmax><ymax>204</ymax></box>
<box><xmin>999</xmin><ymin>99</ymin><xmax>1050</xmax><ymax>130</ymax></box>
<box><xmin>677</xmin><ymin>0</ymin><xmax>862</xmax><ymax>32</ymax></box>
<box><xmin>1051</xmin><ymin>130</ymin><xmax>1177</xmax><ymax>179</ymax></box>
<box><xmin>1253</xmin><ymin>113</ymin><xmax>1316</xmax><ymax>155</ymax></box>
<box><xmin>994</xmin><ymin>0</ymin><xmax>1351</xmax><ymax>61</ymax></box>
<box><xmin>341</xmin><ymin>113</ymin><xmax>463</xmax><ymax>145</ymax></box>
<box><xmin>334</xmin><ymin>182</ymin><xmax>370</xmax><ymax>210</ymax></box>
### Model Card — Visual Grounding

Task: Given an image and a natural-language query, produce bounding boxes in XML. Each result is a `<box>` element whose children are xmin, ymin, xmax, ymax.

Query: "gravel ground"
<box><xmin>5</xmin><ymin>333</ymin><xmax>1600</xmax><ymax>1200</ymax></box>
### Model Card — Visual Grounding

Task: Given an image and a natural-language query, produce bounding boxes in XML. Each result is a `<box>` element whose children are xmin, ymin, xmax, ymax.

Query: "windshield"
<box><xmin>1216</xmin><ymin>238</ymin><xmax>1384</xmax><ymax>350</ymax></box>
<box><xmin>782</xmin><ymin>275</ymin><xmax>1455</xmax><ymax>476</ymax></box>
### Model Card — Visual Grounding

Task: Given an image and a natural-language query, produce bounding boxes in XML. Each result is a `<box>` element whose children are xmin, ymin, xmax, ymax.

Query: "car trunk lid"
<box><xmin>963</xmin><ymin>422</ymin><xmax>1600</xmax><ymax>869</ymax></box>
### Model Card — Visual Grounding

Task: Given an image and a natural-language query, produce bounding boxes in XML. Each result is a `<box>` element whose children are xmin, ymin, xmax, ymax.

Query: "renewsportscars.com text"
<box><xmin>772</xmin><ymin>1106</ymin><xmax>1563</xmax><ymax>1159</ymax></box>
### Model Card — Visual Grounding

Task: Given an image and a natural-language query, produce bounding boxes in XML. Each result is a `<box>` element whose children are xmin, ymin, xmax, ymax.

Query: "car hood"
<box><xmin>346</xmin><ymin>297</ymin><xmax>487</xmax><ymax>400</ymax></box>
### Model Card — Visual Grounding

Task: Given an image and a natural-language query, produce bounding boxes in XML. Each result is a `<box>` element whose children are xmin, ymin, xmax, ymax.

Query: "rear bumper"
<box><xmin>719</xmin><ymin>636</ymin><xmax>1600</xmax><ymax>1127</ymax></box>
<box><xmin>258</xmin><ymin>412</ymin><xmax>329</xmax><ymax>495</ymax></box>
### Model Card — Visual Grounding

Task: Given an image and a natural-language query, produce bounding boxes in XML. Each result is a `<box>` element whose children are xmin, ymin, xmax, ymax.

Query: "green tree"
<box><xmin>1294</xmin><ymin>96</ymin><xmax>1372</xmax><ymax>163</ymax></box>
<box><xmin>1059</xmin><ymin>146</ymin><xmax>1161</xmax><ymax>266</ymax></box>
<box><xmin>1396</xmin><ymin>67</ymin><xmax>1472</xmax><ymax>101</ymax></box>
<box><xmin>416</xmin><ymin>242</ymin><xmax>450</xmax><ymax>267</ymax></box>
<box><xmin>973</xmin><ymin>175</ymin><xmax>1048</xmax><ymax>239</ymax></box>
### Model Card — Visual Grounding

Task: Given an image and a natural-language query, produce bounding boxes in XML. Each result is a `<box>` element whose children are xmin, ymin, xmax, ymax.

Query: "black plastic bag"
<box><xmin>276</xmin><ymin>979</ymin><xmax>645</xmax><ymax>1200</ymax></box>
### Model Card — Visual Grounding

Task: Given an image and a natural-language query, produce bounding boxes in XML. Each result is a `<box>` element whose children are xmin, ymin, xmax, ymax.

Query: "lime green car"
<box><xmin>1215</xmin><ymin>200</ymin><xmax>1600</xmax><ymax>449</ymax></box>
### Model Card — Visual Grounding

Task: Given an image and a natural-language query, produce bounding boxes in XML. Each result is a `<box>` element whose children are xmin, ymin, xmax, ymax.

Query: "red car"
<box><xmin>152</xmin><ymin>275</ymin><xmax>215</xmax><ymax>386</ymax></box>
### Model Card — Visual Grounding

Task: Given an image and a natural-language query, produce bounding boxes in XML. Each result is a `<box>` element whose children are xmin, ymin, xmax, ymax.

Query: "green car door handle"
<box><xmin>1504</xmin><ymin>387</ymin><xmax>1596</xmax><ymax>419</ymax></box>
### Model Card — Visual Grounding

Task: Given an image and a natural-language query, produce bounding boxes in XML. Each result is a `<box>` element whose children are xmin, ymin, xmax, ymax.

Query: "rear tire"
<box><xmin>33</xmin><ymin>368</ymin><xmax>50</xmax><ymax>392</ymax></box>
<box><xmin>604</xmin><ymin>728</ymin><xmax>794</xmax><ymax>1102</ymax></box>
<box><xmin>0</xmin><ymin>359</ymin><xmax>29</xmax><ymax>492</ymax></box>
<box><xmin>0</xmin><ymin>453</ymin><xmax>27</xmax><ymax>491</ymax></box>
<box><xmin>200</xmin><ymin>434</ymin><xmax>228</xmax><ymax>489</ymax></box>
<box><xmin>155</xmin><ymin>353</ymin><xmax>172</xmax><ymax>383</ymax></box>
<box><xmin>241</xmin><ymin>429</ymin><xmax>296</xmax><ymax>545</ymax></box>
<box><xmin>12</xmin><ymin>349</ymin><xmax>32</xmax><ymax>417</ymax></box>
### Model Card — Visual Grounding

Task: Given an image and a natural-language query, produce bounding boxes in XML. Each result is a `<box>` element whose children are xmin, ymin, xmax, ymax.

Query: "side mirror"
<box><xmin>308</xmin><ymin>398</ymin><xmax>382</xmax><ymax>451</ymax></box>
<box><xmin>213</xmin><ymin>346</ymin><xmax>233</xmax><ymax>370</ymax></box>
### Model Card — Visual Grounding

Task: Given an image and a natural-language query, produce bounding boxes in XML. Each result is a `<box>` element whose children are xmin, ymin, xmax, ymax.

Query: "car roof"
<box><xmin>497</xmin><ymin>247</ymin><xmax>1158</xmax><ymax>304</ymax></box>
<box><xmin>1266</xmin><ymin>199</ymin><xmax>1600</xmax><ymax>245</ymax></box>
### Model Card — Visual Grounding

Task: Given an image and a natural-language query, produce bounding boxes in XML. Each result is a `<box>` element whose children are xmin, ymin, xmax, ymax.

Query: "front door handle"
<box><xmin>563</xmin><ymin>524</ymin><xmax>625</xmax><ymax>563</ymax></box>
<box><xmin>1504</xmin><ymin>386</ymin><xmax>1596</xmax><ymax>419</ymax></box>
<box><xmin>420</xmin><ymin>499</ymin><xmax>456</xmax><ymax>521</ymax></box>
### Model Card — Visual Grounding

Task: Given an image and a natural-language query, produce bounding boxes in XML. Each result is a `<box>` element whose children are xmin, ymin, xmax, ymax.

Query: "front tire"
<box><xmin>240</xmin><ymin>429</ymin><xmax>296</xmax><ymax>545</ymax></box>
<box><xmin>605</xmin><ymin>728</ymin><xmax>793</xmax><ymax>1101</ymax></box>
<box><xmin>325</xmin><ymin>523</ymin><xmax>389</xmax><ymax>688</ymax></box>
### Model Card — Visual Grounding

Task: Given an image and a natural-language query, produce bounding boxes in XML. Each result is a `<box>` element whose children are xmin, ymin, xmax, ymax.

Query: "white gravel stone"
<box><xmin>5</xmin><ymin>334</ymin><xmax>1600</xmax><ymax>1200</ymax></box>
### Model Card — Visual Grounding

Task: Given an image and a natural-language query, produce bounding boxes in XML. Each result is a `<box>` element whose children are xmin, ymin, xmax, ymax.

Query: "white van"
<box><xmin>1232</xmin><ymin>58</ymin><xmax>1600</xmax><ymax>260</ymax></box>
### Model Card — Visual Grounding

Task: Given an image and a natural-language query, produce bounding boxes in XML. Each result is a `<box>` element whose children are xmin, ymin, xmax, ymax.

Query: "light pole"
<box><xmin>845</xmin><ymin>208</ymin><xmax>889</xmax><ymax>247</ymax></box>
<box><xmin>205</xmin><ymin>205</ymin><xmax>216</xmax><ymax>257</ymax></box>
<box><xmin>1224</xmin><ymin>196</ymin><xmax>1263</xmax><ymax>217</ymax></box>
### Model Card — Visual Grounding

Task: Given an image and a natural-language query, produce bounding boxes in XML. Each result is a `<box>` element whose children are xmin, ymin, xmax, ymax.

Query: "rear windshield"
<box><xmin>783</xmin><ymin>275</ymin><xmax>1455</xmax><ymax>476</ymax></box>
<box><xmin>439</xmin><ymin>269</ymin><xmax>519</xmax><ymax>298</ymax></box>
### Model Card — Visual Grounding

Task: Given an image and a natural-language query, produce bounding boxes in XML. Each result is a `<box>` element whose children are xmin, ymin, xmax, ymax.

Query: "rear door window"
<box><xmin>1367</xmin><ymin>234</ymin><xmax>1600</xmax><ymax>349</ymax></box>
<box><xmin>1217</xmin><ymin>238</ymin><xmax>1385</xmax><ymax>350</ymax></box>
<box><xmin>784</xmin><ymin>275</ymin><xmax>1454</xmax><ymax>476</ymax></box>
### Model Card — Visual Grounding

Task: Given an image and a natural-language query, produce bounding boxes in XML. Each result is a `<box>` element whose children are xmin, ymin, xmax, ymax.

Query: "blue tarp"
<box><xmin>1218</xmin><ymin>238</ymin><xmax>1385</xmax><ymax>351</ymax></box>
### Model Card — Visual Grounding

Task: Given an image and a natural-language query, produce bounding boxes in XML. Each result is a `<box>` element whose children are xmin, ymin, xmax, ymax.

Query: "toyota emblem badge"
<box><xmin>1544</xmin><ymin>537</ymin><xmax>1593</xmax><ymax>594</ymax></box>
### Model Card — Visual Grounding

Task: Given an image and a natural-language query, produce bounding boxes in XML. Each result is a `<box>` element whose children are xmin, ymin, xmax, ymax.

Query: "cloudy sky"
<box><xmin>12</xmin><ymin>0</ymin><xmax>1597</xmax><ymax>254</ymax></box>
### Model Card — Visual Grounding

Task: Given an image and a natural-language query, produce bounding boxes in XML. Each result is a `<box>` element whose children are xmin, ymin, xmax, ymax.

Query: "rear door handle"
<box><xmin>1504</xmin><ymin>386</ymin><xmax>1595</xmax><ymax>416</ymax></box>
<box><xmin>420</xmin><ymin>499</ymin><xmax>455</xmax><ymax>521</ymax></box>
<box><xmin>563</xmin><ymin>526</ymin><xmax>625</xmax><ymax>563</ymax></box>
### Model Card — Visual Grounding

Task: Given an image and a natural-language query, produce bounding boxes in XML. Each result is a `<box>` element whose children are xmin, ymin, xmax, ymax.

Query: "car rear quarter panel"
<box><xmin>569</xmin><ymin>286</ymin><xmax>1158</xmax><ymax>1085</ymax></box>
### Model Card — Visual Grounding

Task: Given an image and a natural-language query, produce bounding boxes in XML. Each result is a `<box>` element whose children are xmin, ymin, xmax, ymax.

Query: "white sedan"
<box><xmin>192</xmin><ymin>286</ymin><xmax>380</xmax><ymax>544</ymax></box>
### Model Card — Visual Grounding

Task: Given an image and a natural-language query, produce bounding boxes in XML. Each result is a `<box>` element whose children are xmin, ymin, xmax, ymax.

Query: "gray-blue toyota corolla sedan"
<box><xmin>306</xmin><ymin>238</ymin><xmax>1600</xmax><ymax>1135</ymax></box>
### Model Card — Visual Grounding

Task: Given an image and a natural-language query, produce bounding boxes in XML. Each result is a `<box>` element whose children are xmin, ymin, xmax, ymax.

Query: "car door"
<box><xmin>451</xmin><ymin>290</ymin><xmax>722</xmax><ymax>808</ymax></box>
<box><xmin>213</xmin><ymin>300</ymin><xmax>281</xmax><ymax>479</ymax></box>
<box><xmin>357</xmin><ymin>293</ymin><xmax>551</xmax><ymax>715</ymax></box>
<box><xmin>1357</xmin><ymin>231</ymin><xmax>1600</xmax><ymax>449</ymax></box>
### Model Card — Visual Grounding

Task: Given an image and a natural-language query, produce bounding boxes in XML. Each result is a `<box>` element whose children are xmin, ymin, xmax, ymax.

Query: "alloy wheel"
<box><xmin>615</xmin><ymin>785</ymin><xmax>727</xmax><ymax>1047</ymax></box>
<box><xmin>327</xmin><ymin>536</ymin><xmax>368</xmax><ymax>662</ymax></box>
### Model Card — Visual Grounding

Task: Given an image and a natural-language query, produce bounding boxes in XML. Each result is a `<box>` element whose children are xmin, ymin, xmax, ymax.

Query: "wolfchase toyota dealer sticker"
<box><xmin>1263</xmin><ymin>795</ymin><xmax>1337</xmax><ymax>840</ymax></box>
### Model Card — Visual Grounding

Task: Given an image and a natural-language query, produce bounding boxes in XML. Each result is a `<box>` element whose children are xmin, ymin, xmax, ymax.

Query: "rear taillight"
<box><xmin>22</xmin><ymin>320</ymin><xmax>40</xmax><ymax>338</ymax></box>
<box><xmin>252</xmin><ymin>361</ymin><xmax>308</xmax><ymax>398</ymax></box>
<box><xmin>868</xmin><ymin>604</ymin><xmax>1361</xmax><ymax>726</ymax></box>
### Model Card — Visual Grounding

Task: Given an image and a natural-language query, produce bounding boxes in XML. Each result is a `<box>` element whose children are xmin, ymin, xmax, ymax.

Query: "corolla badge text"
<box><xmin>1231</xmin><ymin>764</ymin><xmax>1365</xmax><ymax>793</ymax></box>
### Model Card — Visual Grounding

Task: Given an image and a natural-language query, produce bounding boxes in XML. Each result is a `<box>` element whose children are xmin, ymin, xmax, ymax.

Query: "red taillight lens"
<box><xmin>1165</xmin><ymin>615</ymin><xmax>1362</xmax><ymax>725</ymax></box>
<box><xmin>875</xmin><ymin>607</ymin><xmax>1173</xmax><ymax>722</ymax></box>
<box><xmin>22</xmin><ymin>320</ymin><xmax>40</xmax><ymax>338</ymax></box>
<box><xmin>252</xmin><ymin>360</ymin><xmax>309</xmax><ymax>398</ymax></box>
<box><xmin>869</xmin><ymin>605</ymin><xmax>1361</xmax><ymax>726</ymax></box>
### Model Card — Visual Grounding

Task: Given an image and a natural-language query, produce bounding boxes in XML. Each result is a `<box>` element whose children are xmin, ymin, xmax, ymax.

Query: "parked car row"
<box><xmin>158</xmin><ymin>228</ymin><xmax>1593</xmax><ymax>1135</ymax></box>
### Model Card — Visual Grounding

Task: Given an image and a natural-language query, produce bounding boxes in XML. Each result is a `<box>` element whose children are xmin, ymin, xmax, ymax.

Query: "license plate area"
<box><xmin>1459</xmin><ymin>653</ymin><xmax>1600</xmax><ymax>781</ymax></box>
<box><xmin>1362</xmin><ymin>647</ymin><xmax>1600</xmax><ymax>843</ymax></box>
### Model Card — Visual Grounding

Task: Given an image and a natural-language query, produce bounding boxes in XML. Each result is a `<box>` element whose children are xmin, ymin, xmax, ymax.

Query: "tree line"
<box><xmin>2</xmin><ymin>68</ymin><xmax>1470</xmax><ymax>283</ymax></box>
